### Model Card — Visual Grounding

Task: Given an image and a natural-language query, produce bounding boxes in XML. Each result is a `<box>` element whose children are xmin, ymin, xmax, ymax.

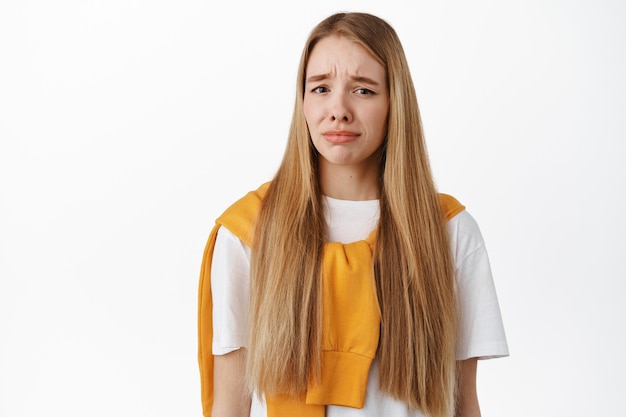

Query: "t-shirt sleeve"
<box><xmin>447</xmin><ymin>210</ymin><xmax>509</xmax><ymax>360</ymax></box>
<box><xmin>210</xmin><ymin>227</ymin><xmax>252</xmax><ymax>355</ymax></box>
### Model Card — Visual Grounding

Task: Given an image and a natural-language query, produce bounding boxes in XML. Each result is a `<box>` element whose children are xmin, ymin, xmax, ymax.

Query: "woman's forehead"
<box><xmin>306</xmin><ymin>36</ymin><xmax>385</xmax><ymax>81</ymax></box>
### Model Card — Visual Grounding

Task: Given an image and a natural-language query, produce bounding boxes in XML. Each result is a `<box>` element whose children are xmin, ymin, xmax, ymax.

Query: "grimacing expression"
<box><xmin>303</xmin><ymin>35</ymin><xmax>389</xmax><ymax>170</ymax></box>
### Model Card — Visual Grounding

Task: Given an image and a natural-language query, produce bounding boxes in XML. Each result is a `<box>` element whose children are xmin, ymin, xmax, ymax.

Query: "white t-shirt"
<box><xmin>211</xmin><ymin>196</ymin><xmax>509</xmax><ymax>417</ymax></box>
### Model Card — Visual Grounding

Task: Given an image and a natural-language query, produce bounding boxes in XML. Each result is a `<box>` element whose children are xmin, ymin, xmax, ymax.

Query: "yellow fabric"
<box><xmin>304</xmin><ymin>239</ymin><xmax>378</xmax><ymax>409</ymax></box>
<box><xmin>198</xmin><ymin>183</ymin><xmax>465</xmax><ymax>416</ymax></box>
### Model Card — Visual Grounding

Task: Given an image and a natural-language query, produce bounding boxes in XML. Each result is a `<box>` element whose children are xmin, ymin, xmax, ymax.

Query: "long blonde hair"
<box><xmin>248</xmin><ymin>12</ymin><xmax>457</xmax><ymax>417</ymax></box>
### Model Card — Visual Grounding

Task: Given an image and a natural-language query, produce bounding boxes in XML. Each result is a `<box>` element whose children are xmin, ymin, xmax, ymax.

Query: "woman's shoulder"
<box><xmin>445</xmin><ymin>208</ymin><xmax>488</xmax><ymax>267</ymax></box>
<box><xmin>437</xmin><ymin>193</ymin><xmax>484</xmax><ymax>250</ymax></box>
<box><xmin>438</xmin><ymin>193</ymin><xmax>465</xmax><ymax>221</ymax></box>
<box><xmin>216</xmin><ymin>182</ymin><xmax>271</xmax><ymax>246</ymax></box>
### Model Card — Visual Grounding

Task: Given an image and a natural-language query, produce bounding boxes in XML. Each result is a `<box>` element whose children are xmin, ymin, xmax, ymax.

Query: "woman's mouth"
<box><xmin>322</xmin><ymin>130</ymin><xmax>360</xmax><ymax>143</ymax></box>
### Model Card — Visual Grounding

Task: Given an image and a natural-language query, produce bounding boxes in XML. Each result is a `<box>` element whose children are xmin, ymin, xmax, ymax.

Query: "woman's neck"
<box><xmin>318</xmin><ymin>158</ymin><xmax>380</xmax><ymax>201</ymax></box>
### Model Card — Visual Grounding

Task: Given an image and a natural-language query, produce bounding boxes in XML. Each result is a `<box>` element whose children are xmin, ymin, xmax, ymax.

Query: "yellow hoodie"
<box><xmin>198</xmin><ymin>183</ymin><xmax>464</xmax><ymax>416</ymax></box>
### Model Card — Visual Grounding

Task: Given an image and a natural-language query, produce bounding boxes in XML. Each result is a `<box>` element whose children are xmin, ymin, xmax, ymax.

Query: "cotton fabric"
<box><xmin>209</xmin><ymin>194</ymin><xmax>508</xmax><ymax>417</ymax></box>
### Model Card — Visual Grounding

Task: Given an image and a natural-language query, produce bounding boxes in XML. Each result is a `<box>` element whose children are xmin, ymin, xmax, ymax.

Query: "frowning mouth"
<box><xmin>322</xmin><ymin>130</ymin><xmax>360</xmax><ymax>144</ymax></box>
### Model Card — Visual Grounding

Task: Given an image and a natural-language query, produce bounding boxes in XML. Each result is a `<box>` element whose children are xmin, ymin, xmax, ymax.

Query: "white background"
<box><xmin>1</xmin><ymin>0</ymin><xmax>625</xmax><ymax>416</ymax></box>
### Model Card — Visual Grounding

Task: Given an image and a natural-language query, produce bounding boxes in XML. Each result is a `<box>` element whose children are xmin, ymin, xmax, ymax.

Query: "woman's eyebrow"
<box><xmin>350</xmin><ymin>75</ymin><xmax>380</xmax><ymax>86</ymax></box>
<box><xmin>306</xmin><ymin>73</ymin><xmax>380</xmax><ymax>86</ymax></box>
<box><xmin>306</xmin><ymin>73</ymin><xmax>330</xmax><ymax>84</ymax></box>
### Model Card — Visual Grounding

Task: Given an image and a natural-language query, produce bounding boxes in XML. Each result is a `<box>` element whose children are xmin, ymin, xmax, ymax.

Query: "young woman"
<box><xmin>198</xmin><ymin>12</ymin><xmax>508</xmax><ymax>417</ymax></box>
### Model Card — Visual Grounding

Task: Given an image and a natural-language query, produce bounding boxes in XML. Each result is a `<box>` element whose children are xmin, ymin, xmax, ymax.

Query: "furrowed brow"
<box><xmin>351</xmin><ymin>75</ymin><xmax>380</xmax><ymax>86</ymax></box>
<box><xmin>305</xmin><ymin>73</ymin><xmax>381</xmax><ymax>86</ymax></box>
<box><xmin>306</xmin><ymin>73</ymin><xmax>331</xmax><ymax>84</ymax></box>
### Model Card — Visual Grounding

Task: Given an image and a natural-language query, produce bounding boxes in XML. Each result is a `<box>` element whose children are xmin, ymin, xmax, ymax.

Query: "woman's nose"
<box><xmin>329</xmin><ymin>92</ymin><xmax>353</xmax><ymax>123</ymax></box>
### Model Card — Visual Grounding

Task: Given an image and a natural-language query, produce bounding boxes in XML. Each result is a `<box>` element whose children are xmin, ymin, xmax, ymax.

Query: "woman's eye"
<box><xmin>312</xmin><ymin>86</ymin><xmax>329</xmax><ymax>93</ymax></box>
<box><xmin>355</xmin><ymin>88</ymin><xmax>375</xmax><ymax>95</ymax></box>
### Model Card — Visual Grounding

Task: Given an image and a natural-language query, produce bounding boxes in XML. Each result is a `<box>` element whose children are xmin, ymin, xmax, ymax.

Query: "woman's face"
<box><xmin>303</xmin><ymin>36</ymin><xmax>389</xmax><ymax>171</ymax></box>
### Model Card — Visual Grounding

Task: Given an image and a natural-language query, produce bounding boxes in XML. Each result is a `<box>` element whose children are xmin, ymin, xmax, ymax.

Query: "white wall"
<box><xmin>1</xmin><ymin>0</ymin><xmax>624</xmax><ymax>416</ymax></box>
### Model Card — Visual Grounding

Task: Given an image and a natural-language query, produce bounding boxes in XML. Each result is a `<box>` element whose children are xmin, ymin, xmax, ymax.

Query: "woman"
<box><xmin>198</xmin><ymin>12</ymin><xmax>508</xmax><ymax>417</ymax></box>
